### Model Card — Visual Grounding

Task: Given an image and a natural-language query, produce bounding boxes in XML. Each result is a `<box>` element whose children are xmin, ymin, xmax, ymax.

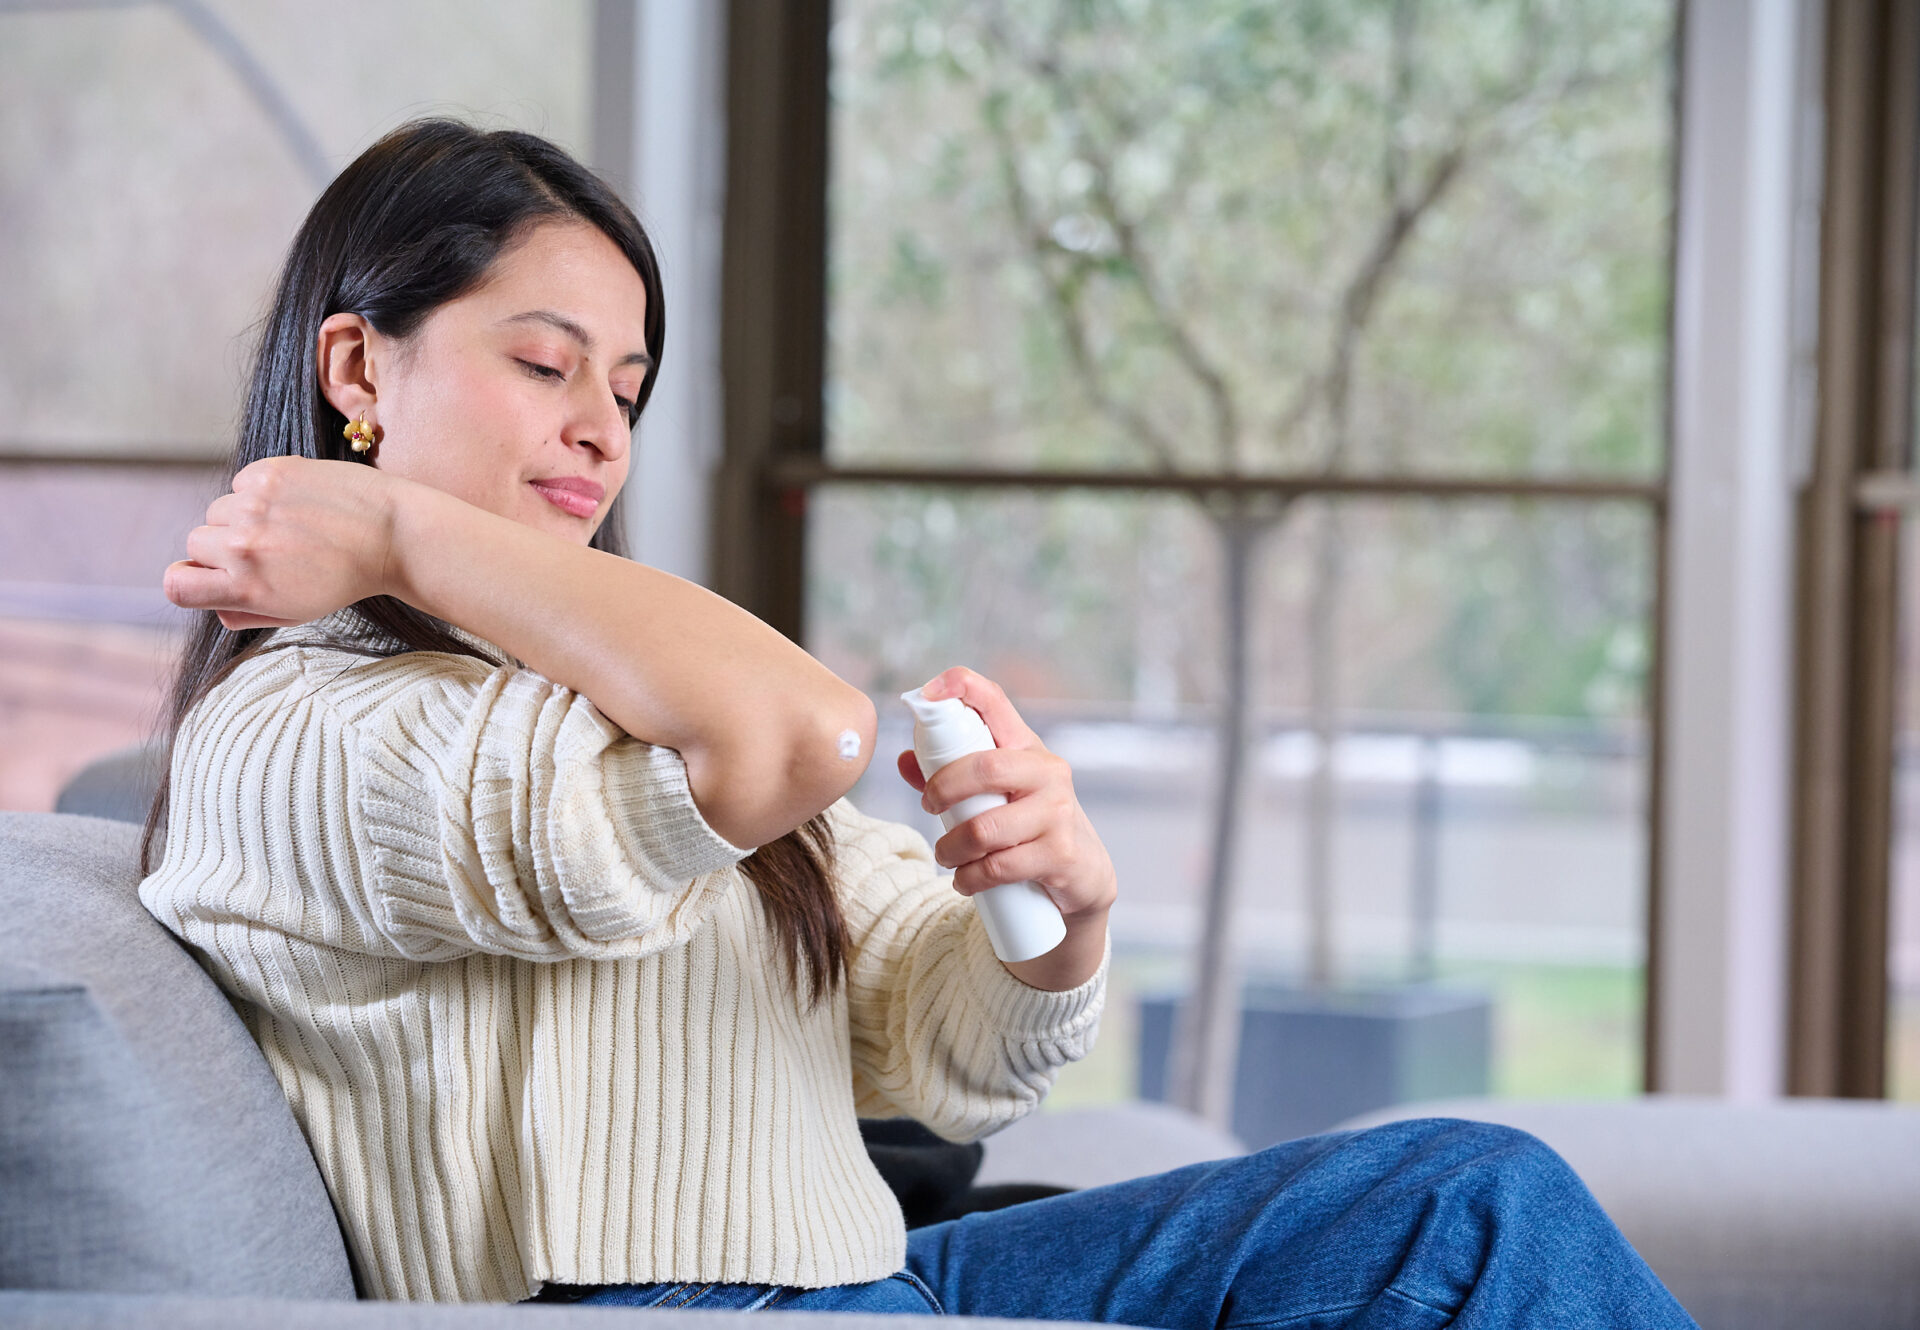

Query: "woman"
<box><xmin>139</xmin><ymin>119</ymin><xmax>1695</xmax><ymax>1326</ymax></box>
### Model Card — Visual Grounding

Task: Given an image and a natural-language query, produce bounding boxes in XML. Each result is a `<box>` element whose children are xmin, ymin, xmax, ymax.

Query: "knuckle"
<box><xmin>967</xmin><ymin>807</ymin><xmax>1001</xmax><ymax>849</ymax></box>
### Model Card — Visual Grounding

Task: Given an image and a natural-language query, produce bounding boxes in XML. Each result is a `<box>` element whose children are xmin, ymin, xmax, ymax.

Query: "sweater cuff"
<box><xmin>961</xmin><ymin>912</ymin><xmax>1110</xmax><ymax>1041</ymax></box>
<box><xmin>601</xmin><ymin>739</ymin><xmax>757</xmax><ymax>883</ymax></box>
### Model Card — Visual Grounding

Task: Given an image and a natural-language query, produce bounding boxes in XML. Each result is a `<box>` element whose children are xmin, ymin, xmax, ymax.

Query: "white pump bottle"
<box><xmin>901</xmin><ymin>688</ymin><xmax>1069</xmax><ymax>964</ymax></box>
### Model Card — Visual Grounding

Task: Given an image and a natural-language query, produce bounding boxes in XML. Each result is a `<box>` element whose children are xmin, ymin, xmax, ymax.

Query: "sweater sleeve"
<box><xmin>330</xmin><ymin>652</ymin><xmax>755</xmax><ymax>962</ymax></box>
<box><xmin>830</xmin><ymin>799</ymin><xmax>1108</xmax><ymax>1144</ymax></box>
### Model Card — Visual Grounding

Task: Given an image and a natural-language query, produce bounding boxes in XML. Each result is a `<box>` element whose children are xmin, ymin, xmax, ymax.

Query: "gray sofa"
<box><xmin>4</xmin><ymin>803</ymin><xmax>1919</xmax><ymax>1329</ymax></box>
<box><xmin>0</xmin><ymin>809</ymin><xmax>1230</xmax><ymax>1330</ymax></box>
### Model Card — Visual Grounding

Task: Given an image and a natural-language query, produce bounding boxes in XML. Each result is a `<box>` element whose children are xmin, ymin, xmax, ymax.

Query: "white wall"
<box><xmin>597</xmin><ymin>0</ymin><xmax>730</xmax><ymax>587</ymax></box>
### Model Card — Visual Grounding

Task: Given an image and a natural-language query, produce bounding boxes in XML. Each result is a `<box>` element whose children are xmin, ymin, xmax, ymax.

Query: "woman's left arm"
<box><xmin>162</xmin><ymin>456</ymin><xmax>876</xmax><ymax>851</ymax></box>
<box><xmin>893</xmin><ymin>666</ymin><xmax>1117</xmax><ymax>991</ymax></box>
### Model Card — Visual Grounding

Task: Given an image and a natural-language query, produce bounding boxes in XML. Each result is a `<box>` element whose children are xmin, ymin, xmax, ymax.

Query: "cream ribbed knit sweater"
<box><xmin>138</xmin><ymin>611</ymin><xmax>1107</xmax><ymax>1303</ymax></box>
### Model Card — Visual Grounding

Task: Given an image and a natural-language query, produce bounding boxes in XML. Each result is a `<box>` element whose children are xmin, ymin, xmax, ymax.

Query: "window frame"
<box><xmin>1787</xmin><ymin>0</ymin><xmax>1920</xmax><ymax>1099</ymax></box>
<box><xmin>719</xmin><ymin>0</ymin><xmax>1679</xmax><ymax>1102</ymax></box>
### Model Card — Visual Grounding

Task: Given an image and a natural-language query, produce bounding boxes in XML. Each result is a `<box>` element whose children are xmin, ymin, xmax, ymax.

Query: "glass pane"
<box><xmin>806</xmin><ymin>487</ymin><xmax>1652</xmax><ymax>1127</ymax></box>
<box><xmin>827</xmin><ymin>0</ymin><xmax>1675</xmax><ymax>477</ymax></box>
<box><xmin>810</xmin><ymin>487</ymin><xmax>1218</xmax><ymax>1109</ymax></box>
<box><xmin>3</xmin><ymin>3</ymin><xmax>593</xmax><ymax>813</ymax></box>
<box><xmin>0</xmin><ymin>464</ymin><xmax>214</xmax><ymax>811</ymax></box>
<box><xmin>0</xmin><ymin>2</ymin><xmax>591</xmax><ymax>458</ymax></box>
<box><xmin>0</xmin><ymin>618</ymin><xmax>180</xmax><ymax>813</ymax></box>
<box><xmin>1893</xmin><ymin>521</ymin><xmax>1920</xmax><ymax>1101</ymax></box>
<box><xmin>1257</xmin><ymin>498</ymin><xmax>1650</xmax><ymax>1101</ymax></box>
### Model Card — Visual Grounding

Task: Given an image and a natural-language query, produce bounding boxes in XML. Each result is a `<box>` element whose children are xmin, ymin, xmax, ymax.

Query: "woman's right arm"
<box><xmin>381</xmin><ymin>480</ymin><xmax>875</xmax><ymax>850</ymax></box>
<box><xmin>167</xmin><ymin>456</ymin><xmax>876</xmax><ymax>850</ymax></box>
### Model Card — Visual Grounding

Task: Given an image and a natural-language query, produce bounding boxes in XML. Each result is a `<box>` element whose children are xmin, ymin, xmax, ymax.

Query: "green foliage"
<box><xmin>822</xmin><ymin>0</ymin><xmax>1675</xmax><ymax>720</ymax></box>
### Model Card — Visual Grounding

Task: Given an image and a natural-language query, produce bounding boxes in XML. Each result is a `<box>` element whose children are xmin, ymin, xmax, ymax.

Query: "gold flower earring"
<box><xmin>344</xmin><ymin>413</ymin><xmax>377</xmax><ymax>454</ymax></box>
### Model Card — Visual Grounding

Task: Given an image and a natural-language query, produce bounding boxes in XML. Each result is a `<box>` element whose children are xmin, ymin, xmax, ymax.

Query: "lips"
<box><xmin>530</xmin><ymin>475</ymin><xmax>605</xmax><ymax>519</ymax></box>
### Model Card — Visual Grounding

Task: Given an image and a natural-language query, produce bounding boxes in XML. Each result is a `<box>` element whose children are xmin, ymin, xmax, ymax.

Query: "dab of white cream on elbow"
<box><xmin>836</xmin><ymin>727</ymin><xmax>863</xmax><ymax>760</ymax></box>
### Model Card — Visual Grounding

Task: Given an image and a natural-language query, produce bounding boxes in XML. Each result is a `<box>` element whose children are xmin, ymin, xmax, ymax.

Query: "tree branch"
<box><xmin>982</xmin><ymin>7</ymin><xmax>1244</xmax><ymax>469</ymax></box>
<box><xmin>980</xmin><ymin>88</ymin><xmax>1183</xmax><ymax>472</ymax></box>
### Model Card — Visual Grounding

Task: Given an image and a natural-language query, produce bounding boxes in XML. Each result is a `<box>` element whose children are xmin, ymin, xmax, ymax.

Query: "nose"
<box><xmin>562</xmin><ymin>382</ymin><xmax>633</xmax><ymax>464</ymax></box>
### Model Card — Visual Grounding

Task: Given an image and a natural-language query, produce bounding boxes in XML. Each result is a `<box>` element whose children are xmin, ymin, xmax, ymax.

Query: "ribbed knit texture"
<box><xmin>138</xmin><ymin>612</ymin><xmax>1108</xmax><ymax>1303</ymax></box>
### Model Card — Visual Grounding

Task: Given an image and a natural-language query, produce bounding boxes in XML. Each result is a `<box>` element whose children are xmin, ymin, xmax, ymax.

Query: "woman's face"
<box><xmin>363</xmin><ymin>219</ymin><xmax>651</xmax><ymax>545</ymax></box>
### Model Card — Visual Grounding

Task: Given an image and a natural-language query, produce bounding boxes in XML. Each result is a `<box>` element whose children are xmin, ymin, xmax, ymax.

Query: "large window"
<box><xmin>809</xmin><ymin>0</ymin><xmax>1676</xmax><ymax>1128</ymax></box>
<box><xmin>0</xmin><ymin>0</ymin><xmax>592</xmax><ymax>814</ymax></box>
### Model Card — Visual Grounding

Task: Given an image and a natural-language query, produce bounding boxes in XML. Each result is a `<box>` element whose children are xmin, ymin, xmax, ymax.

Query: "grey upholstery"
<box><xmin>10</xmin><ymin>782</ymin><xmax>1920</xmax><ymax>1329</ymax></box>
<box><xmin>0</xmin><ymin>812</ymin><xmax>357</xmax><ymax>1299</ymax></box>
<box><xmin>51</xmin><ymin>741</ymin><xmax>165</xmax><ymax>827</ymax></box>
<box><xmin>1340</xmin><ymin>1096</ymin><xmax>1920</xmax><ymax>1330</ymax></box>
<box><xmin>0</xmin><ymin>1290</ymin><xmax>1095</xmax><ymax>1329</ymax></box>
<box><xmin>976</xmin><ymin>1100</ymin><xmax>1247</xmax><ymax>1190</ymax></box>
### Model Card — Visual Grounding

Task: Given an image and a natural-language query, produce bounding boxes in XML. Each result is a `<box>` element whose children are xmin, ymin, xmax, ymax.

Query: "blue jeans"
<box><xmin>550</xmin><ymin>1119</ymin><xmax>1698</xmax><ymax>1327</ymax></box>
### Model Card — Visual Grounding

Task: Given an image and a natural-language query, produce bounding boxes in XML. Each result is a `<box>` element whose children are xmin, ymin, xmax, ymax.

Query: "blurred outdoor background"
<box><xmin>3</xmin><ymin>0</ymin><xmax>1916</xmax><ymax>1132</ymax></box>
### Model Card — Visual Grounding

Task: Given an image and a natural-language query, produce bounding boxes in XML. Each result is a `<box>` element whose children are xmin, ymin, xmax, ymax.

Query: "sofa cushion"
<box><xmin>976</xmin><ymin>1100</ymin><xmax>1248</xmax><ymax>1190</ymax></box>
<box><xmin>1338</xmin><ymin>1096</ymin><xmax>1920</xmax><ymax>1330</ymax></box>
<box><xmin>0</xmin><ymin>812</ymin><xmax>356</xmax><ymax>1299</ymax></box>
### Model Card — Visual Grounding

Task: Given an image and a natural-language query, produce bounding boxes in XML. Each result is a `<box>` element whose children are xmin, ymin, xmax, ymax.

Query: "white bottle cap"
<box><xmin>900</xmin><ymin>689</ymin><xmax>994</xmax><ymax>770</ymax></box>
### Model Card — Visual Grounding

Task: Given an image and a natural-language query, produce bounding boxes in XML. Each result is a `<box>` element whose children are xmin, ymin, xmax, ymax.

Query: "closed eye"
<box><xmin>516</xmin><ymin>358</ymin><xmax>565</xmax><ymax>382</ymax></box>
<box><xmin>615</xmin><ymin>394</ymin><xmax>639</xmax><ymax>428</ymax></box>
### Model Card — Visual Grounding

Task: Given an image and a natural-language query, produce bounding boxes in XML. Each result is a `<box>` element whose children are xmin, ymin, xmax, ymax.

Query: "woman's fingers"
<box><xmin>163</xmin><ymin>455</ymin><xmax>397</xmax><ymax>626</ymax></box>
<box><xmin>921</xmin><ymin>745</ymin><xmax>1069</xmax><ymax>819</ymax></box>
<box><xmin>919</xmin><ymin>666</ymin><xmax>1044</xmax><ymax>751</ymax></box>
<box><xmin>950</xmin><ymin>832</ymin><xmax>1075</xmax><ymax>905</ymax></box>
<box><xmin>163</xmin><ymin>559</ymin><xmax>301</xmax><ymax>628</ymax></box>
<box><xmin>182</xmin><ymin>522</ymin><xmax>237</xmax><ymax>570</ymax></box>
<box><xmin>202</xmin><ymin>489</ymin><xmax>258</xmax><ymax>528</ymax></box>
<box><xmin>901</xmin><ymin>667</ymin><xmax>1117</xmax><ymax>920</ymax></box>
<box><xmin>162</xmin><ymin>559</ymin><xmax>232</xmax><ymax>610</ymax></box>
<box><xmin>931</xmin><ymin>788</ymin><xmax>1064</xmax><ymax>870</ymax></box>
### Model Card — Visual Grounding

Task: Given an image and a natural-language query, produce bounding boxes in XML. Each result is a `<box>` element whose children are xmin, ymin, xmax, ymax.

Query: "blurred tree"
<box><xmin>823</xmin><ymin>0</ymin><xmax>1672</xmax><ymax>1122</ymax></box>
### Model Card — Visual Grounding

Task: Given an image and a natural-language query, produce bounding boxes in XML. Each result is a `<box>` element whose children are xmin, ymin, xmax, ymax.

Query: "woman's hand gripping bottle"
<box><xmin>901</xmin><ymin>689</ymin><xmax>1068</xmax><ymax>963</ymax></box>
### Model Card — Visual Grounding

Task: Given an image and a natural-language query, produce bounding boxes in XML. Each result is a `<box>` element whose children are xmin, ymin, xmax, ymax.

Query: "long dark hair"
<box><xmin>140</xmin><ymin>119</ymin><xmax>847</xmax><ymax>1008</ymax></box>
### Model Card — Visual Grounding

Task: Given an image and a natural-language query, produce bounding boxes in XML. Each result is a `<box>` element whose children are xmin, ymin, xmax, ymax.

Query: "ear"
<box><xmin>316</xmin><ymin>313</ymin><xmax>382</xmax><ymax>422</ymax></box>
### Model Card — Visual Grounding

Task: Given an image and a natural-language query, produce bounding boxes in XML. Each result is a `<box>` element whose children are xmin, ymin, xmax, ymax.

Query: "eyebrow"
<box><xmin>499</xmin><ymin>309</ymin><xmax>653</xmax><ymax>369</ymax></box>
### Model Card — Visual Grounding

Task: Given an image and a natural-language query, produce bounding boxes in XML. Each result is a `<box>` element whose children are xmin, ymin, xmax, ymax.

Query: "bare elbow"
<box><xmin>781</xmin><ymin>688</ymin><xmax>877</xmax><ymax>813</ymax></box>
<box><xmin>824</xmin><ymin>688</ymin><xmax>879</xmax><ymax>792</ymax></box>
<box><xmin>685</xmin><ymin>688</ymin><xmax>878</xmax><ymax>849</ymax></box>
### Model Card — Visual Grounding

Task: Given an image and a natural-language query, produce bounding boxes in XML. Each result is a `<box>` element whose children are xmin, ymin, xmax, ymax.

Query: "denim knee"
<box><xmin>1345</xmin><ymin>1116</ymin><xmax>1566</xmax><ymax>1171</ymax></box>
<box><xmin>1271</xmin><ymin>1118</ymin><xmax>1594</xmax><ymax>1234</ymax></box>
<box><xmin>1420</xmin><ymin>1119</ymin><xmax>1582</xmax><ymax>1189</ymax></box>
<box><xmin>1364</xmin><ymin>1117</ymin><xmax>1610</xmax><ymax>1239</ymax></box>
